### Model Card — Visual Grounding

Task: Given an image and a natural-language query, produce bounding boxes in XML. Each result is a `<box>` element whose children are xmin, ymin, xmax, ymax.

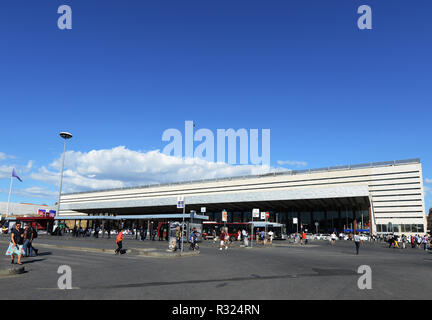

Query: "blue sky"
<box><xmin>0</xmin><ymin>0</ymin><xmax>431</xmax><ymax>211</ymax></box>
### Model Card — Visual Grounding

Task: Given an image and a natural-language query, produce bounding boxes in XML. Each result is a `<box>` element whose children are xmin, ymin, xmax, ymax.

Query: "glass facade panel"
<box><xmin>344</xmin><ymin>210</ymin><xmax>354</xmax><ymax>230</ymax></box>
<box><xmin>232</xmin><ymin>212</ymin><xmax>242</xmax><ymax>222</ymax></box>
<box><xmin>376</xmin><ymin>224</ymin><xmax>382</xmax><ymax>232</ymax></box>
<box><xmin>393</xmin><ymin>224</ymin><xmax>399</xmax><ymax>233</ymax></box>
<box><xmin>214</xmin><ymin>211</ymin><xmax>222</xmax><ymax>223</ymax></box>
<box><xmin>300</xmin><ymin>211</ymin><xmax>311</xmax><ymax>231</ymax></box>
<box><xmin>418</xmin><ymin>224</ymin><xmax>424</xmax><ymax>233</ymax></box>
<box><xmin>327</xmin><ymin>210</ymin><xmax>338</xmax><ymax>233</ymax></box>
<box><xmin>355</xmin><ymin>210</ymin><xmax>369</xmax><ymax>230</ymax></box>
<box><xmin>313</xmin><ymin>211</ymin><xmax>325</xmax><ymax>233</ymax></box>
<box><xmin>412</xmin><ymin>224</ymin><xmax>418</xmax><ymax>233</ymax></box>
<box><xmin>404</xmin><ymin>224</ymin><xmax>411</xmax><ymax>232</ymax></box>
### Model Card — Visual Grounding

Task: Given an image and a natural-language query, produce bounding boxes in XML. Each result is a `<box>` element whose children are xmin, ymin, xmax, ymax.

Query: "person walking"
<box><xmin>6</xmin><ymin>221</ymin><xmax>24</xmax><ymax>264</ymax></box>
<box><xmin>394</xmin><ymin>234</ymin><xmax>400</xmax><ymax>248</ymax></box>
<box><xmin>29</xmin><ymin>225</ymin><xmax>38</xmax><ymax>256</ymax></box>
<box><xmin>242</xmin><ymin>229</ymin><xmax>249</xmax><ymax>247</ymax></box>
<box><xmin>219</xmin><ymin>228</ymin><xmax>228</xmax><ymax>250</ymax></box>
<box><xmin>388</xmin><ymin>234</ymin><xmax>394</xmax><ymax>248</ymax></box>
<box><xmin>115</xmin><ymin>228</ymin><xmax>124</xmax><ymax>255</ymax></box>
<box><xmin>422</xmin><ymin>235</ymin><xmax>428</xmax><ymax>251</ymax></box>
<box><xmin>22</xmin><ymin>224</ymin><xmax>33</xmax><ymax>257</ymax></box>
<box><xmin>301</xmin><ymin>231</ymin><xmax>307</xmax><ymax>245</ymax></box>
<box><xmin>401</xmin><ymin>234</ymin><xmax>407</xmax><ymax>249</ymax></box>
<box><xmin>416</xmin><ymin>235</ymin><xmax>422</xmax><ymax>249</ymax></box>
<box><xmin>259</xmin><ymin>230</ymin><xmax>265</xmax><ymax>245</ymax></box>
<box><xmin>268</xmin><ymin>230</ymin><xmax>274</xmax><ymax>244</ymax></box>
<box><xmin>189</xmin><ymin>227</ymin><xmax>198</xmax><ymax>251</ymax></box>
<box><xmin>331</xmin><ymin>232</ymin><xmax>337</xmax><ymax>245</ymax></box>
<box><xmin>354</xmin><ymin>232</ymin><xmax>361</xmax><ymax>255</ymax></box>
<box><xmin>174</xmin><ymin>226</ymin><xmax>182</xmax><ymax>251</ymax></box>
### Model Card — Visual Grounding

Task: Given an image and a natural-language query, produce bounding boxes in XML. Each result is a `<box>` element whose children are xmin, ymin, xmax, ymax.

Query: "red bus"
<box><xmin>202</xmin><ymin>222</ymin><xmax>249</xmax><ymax>241</ymax></box>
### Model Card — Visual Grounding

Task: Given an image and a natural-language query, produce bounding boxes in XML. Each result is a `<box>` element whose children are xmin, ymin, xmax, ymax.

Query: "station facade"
<box><xmin>58</xmin><ymin>159</ymin><xmax>427</xmax><ymax>235</ymax></box>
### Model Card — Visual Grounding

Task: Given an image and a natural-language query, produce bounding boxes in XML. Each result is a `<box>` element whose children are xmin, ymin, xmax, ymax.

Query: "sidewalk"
<box><xmin>0</xmin><ymin>234</ymin><xmax>200</xmax><ymax>259</ymax></box>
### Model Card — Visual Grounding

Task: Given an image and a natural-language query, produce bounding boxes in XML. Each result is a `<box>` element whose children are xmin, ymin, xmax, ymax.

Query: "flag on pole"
<box><xmin>12</xmin><ymin>168</ymin><xmax>22</xmax><ymax>182</ymax></box>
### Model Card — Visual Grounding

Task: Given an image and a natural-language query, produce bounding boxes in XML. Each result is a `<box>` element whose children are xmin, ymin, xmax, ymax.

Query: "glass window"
<box><xmin>376</xmin><ymin>224</ymin><xmax>382</xmax><ymax>232</ymax></box>
<box><xmin>403</xmin><ymin>224</ymin><xmax>411</xmax><ymax>232</ymax></box>
<box><xmin>344</xmin><ymin>210</ymin><xmax>354</xmax><ymax>229</ymax></box>
<box><xmin>393</xmin><ymin>224</ymin><xmax>399</xmax><ymax>233</ymax></box>
<box><xmin>381</xmin><ymin>224</ymin><xmax>387</xmax><ymax>232</ymax></box>
<box><xmin>327</xmin><ymin>210</ymin><xmax>338</xmax><ymax>232</ymax></box>
<box><xmin>418</xmin><ymin>224</ymin><xmax>424</xmax><ymax>233</ymax></box>
<box><xmin>411</xmin><ymin>224</ymin><xmax>418</xmax><ymax>232</ymax></box>
<box><xmin>300</xmin><ymin>211</ymin><xmax>311</xmax><ymax>227</ymax></box>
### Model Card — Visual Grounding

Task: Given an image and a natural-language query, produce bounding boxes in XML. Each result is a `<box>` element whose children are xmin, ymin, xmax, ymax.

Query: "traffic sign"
<box><xmin>177</xmin><ymin>196</ymin><xmax>185</xmax><ymax>209</ymax></box>
<box><xmin>260</xmin><ymin>212</ymin><xmax>266</xmax><ymax>220</ymax></box>
<box><xmin>293</xmin><ymin>218</ymin><xmax>298</xmax><ymax>224</ymax></box>
<box><xmin>252</xmin><ymin>208</ymin><xmax>260</xmax><ymax>218</ymax></box>
<box><xmin>201</xmin><ymin>207</ymin><xmax>206</xmax><ymax>213</ymax></box>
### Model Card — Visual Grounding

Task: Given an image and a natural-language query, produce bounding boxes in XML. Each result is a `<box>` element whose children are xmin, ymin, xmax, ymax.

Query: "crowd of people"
<box><xmin>385</xmin><ymin>234</ymin><xmax>430</xmax><ymax>250</ymax></box>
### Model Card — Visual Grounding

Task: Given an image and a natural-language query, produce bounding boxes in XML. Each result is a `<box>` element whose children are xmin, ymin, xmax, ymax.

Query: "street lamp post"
<box><xmin>57</xmin><ymin>132</ymin><xmax>72</xmax><ymax>222</ymax></box>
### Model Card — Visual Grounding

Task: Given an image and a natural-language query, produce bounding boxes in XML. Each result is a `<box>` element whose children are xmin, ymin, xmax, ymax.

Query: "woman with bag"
<box><xmin>6</xmin><ymin>221</ymin><xmax>24</xmax><ymax>265</ymax></box>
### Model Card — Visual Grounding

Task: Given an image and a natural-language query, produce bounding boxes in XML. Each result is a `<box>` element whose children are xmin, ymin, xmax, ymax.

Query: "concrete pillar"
<box><xmin>101</xmin><ymin>219</ymin><xmax>105</xmax><ymax>238</ymax></box>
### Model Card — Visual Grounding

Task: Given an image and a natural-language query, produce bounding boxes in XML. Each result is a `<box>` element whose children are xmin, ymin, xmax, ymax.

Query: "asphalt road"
<box><xmin>0</xmin><ymin>235</ymin><xmax>431</xmax><ymax>300</ymax></box>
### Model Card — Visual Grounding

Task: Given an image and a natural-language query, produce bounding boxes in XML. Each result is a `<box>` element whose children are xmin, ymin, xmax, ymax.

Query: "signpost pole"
<box><xmin>251</xmin><ymin>212</ymin><xmax>253</xmax><ymax>248</ymax></box>
<box><xmin>177</xmin><ymin>196</ymin><xmax>185</xmax><ymax>254</ymax></box>
<box><xmin>182</xmin><ymin>203</ymin><xmax>185</xmax><ymax>253</ymax></box>
<box><xmin>251</xmin><ymin>209</ymin><xmax>260</xmax><ymax>248</ymax></box>
<box><xmin>265</xmin><ymin>212</ymin><xmax>269</xmax><ymax>244</ymax></box>
<box><xmin>6</xmin><ymin>175</ymin><xmax>13</xmax><ymax>218</ymax></box>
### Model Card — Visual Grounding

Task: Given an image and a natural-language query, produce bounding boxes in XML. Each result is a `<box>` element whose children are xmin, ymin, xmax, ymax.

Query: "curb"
<box><xmin>0</xmin><ymin>240</ymin><xmax>199</xmax><ymax>258</ymax></box>
<box><xmin>139</xmin><ymin>250</ymin><xmax>200</xmax><ymax>258</ymax></box>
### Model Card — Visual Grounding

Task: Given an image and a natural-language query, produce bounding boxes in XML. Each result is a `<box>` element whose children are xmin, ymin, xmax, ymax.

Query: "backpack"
<box><xmin>32</xmin><ymin>228</ymin><xmax>38</xmax><ymax>239</ymax></box>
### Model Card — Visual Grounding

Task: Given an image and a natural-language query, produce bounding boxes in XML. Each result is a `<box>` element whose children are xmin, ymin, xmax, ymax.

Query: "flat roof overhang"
<box><xmin>60</xmin><ymin>185</ymin><xmax>370</xmax><ymax>215</ymax></box>
<box><xmin>54</xmin><ymin>214</ymin><xmax>209</xmax><ymax>221</ymax></box>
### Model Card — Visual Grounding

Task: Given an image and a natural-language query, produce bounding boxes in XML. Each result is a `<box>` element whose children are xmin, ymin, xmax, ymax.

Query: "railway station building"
<box><xmin>58</xmin><ymin>159</ymin><xmax>427</xmax><ymax>235</ymax></box>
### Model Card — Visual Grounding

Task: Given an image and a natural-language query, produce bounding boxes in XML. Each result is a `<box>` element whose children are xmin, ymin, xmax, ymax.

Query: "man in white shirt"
<box><xmin>354</xmin><ymin>232</ymin><xmax>361</xmax><ymax>255</ymax></box>
<box><xmin>268</xmin><ymin>230</ymin><xmax>274</xmax><ymax>244</ymax></box>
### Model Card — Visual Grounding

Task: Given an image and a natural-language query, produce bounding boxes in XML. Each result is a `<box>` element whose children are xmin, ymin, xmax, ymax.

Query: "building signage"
<box><xmin>222</xmin><ymin>210</ymin><xmax>228</xmax><ymax>222</ymax></box>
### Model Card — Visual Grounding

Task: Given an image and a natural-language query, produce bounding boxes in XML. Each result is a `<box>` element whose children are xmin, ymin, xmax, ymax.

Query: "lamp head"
<box><xmin>60</xmin><ymin>132</ymin><xmax>73</xmax><ymax>140</ymax></box>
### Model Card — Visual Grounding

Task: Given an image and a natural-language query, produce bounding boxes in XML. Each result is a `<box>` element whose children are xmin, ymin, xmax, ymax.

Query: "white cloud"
<box><xmin>0</xmin><ymin>152</ymin><xmax>15</xmax><ymax>162</ymax></box>
<box><xmin>0</xmin><ymin>160</ymin><xmax>33</xmax><ymax>180</ymax></box>
<box><xmin>425</xmin><ymin>178</ymin><xmax>432</xmax><ymax>184</ymax></box>
<box><xmin>31</xmin><ymin>146</ymin><xmax>276</xmax><ymax>193</ymax></box>
<box><xmin>0</xmin><ymin>187</ymin><xmax>58</xmax><ymax>200</ymax></box>
<box><xmin>277</xmin><ymin>160</ymin><xmax>308</xmax><ymax>167</ymax></box>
